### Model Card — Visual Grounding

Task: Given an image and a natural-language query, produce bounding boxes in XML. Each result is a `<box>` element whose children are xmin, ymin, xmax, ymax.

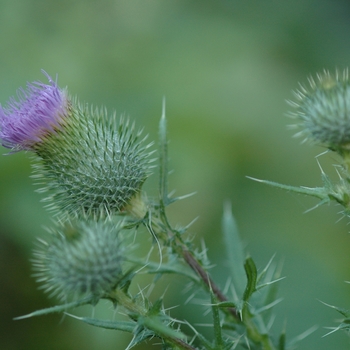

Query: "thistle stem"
<box><xmin>182</xmin><ymin>249</ymin><xmax>240</xmax><ymax>320</ymax></box>
<box><xmin>145</xmin><ymin>210</ymin><xmax>240</xmax><ymax>322</ymax></box>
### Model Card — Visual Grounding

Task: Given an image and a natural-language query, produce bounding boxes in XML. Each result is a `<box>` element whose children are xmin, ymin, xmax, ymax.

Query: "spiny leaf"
<box><xmin>126</xmin><ymin>324</ymin><xmax>157</xmax><ymax>350</ymax></box>
<box><xmin>148</xmin><ymin>298</ymin><xmax>163</xmax><ymax>316</ymax></box>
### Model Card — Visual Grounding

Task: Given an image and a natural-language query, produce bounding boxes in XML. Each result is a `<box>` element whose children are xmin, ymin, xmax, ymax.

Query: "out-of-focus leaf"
<box><xmin>278</xmin><ymin>331</ymin><xmax>286</xmax><ymax>350</ymax></box>
<box><xmin>158</xmin><ymin>100</ymin><xmax>170</xmax><ymax>206</ymax></box>
<box><xmin>222</xmin><ymin>202</ymin><xmax>246</xmax><ymax>300</ymax></box>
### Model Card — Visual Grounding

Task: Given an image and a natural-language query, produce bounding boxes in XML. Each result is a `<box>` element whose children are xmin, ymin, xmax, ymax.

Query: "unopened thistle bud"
<box><xmin>33</xmin><ymin>220</ymin><xmax>124</xmax><ymax>301</ymax></box>
<box><xmin>0</xmin><ymin>71</ymin><xmax>153</xmax><ymax>218</ymax></box>
<box><xmin>288</xmin><ymin>69</ymin><xmax>350</xmax><ymax>155</ymax></box>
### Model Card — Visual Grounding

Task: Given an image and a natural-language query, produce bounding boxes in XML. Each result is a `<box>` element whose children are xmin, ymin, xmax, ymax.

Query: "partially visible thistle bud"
<box><xmin>0</xmin><ymin>71</ymin><xmax>154</xmax><ymax>218</ymax></box>
<box><xmin>288</xmin><ymin>69</ymin><xmax>350</xmax><ymax>156</ymax></box>
<box><xmin>32</xmin><ymin>220</ymin><xmax>124</xmax><ymax>301</ymax></box>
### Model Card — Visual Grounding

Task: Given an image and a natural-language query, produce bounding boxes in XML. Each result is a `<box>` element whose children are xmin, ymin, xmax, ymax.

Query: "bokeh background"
<box><xmin>1</xmin><ymin>0</ymin><xmax>350</xmax><ymax>349</ymax></box>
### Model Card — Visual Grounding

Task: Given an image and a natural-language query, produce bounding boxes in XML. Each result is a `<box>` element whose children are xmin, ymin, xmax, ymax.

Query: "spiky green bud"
<box><xmin>288</xmin><ymin>69</ymin><xmax>350</xmax><ymax>155</ymax></box>
<box><xmin>32</xmin><ymin>98</ymin><xmax>153</xmax><ymax>219</ymax></box>
<box><xmin>33</xmin><ymin>220</ymin><xmax>124</xmax><ymax>301</ymax></box>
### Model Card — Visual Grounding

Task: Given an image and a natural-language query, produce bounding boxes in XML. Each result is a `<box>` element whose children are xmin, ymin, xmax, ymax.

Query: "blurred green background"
<box><xmin>1</xmin><ymin>0</ymin><xmax>350</xmax><ymax>349</ymax></box>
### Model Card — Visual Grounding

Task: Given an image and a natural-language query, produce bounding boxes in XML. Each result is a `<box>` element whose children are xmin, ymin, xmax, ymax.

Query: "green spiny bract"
<box><xmin>288</xmin><ymin>69</ymin><xmax>350</xmax><ymax>156</ymax></box>
<box><xmin>32</xmin><ymin>98</ymin><xmax>154</xmax><ymax>219</ymax></box>
<box><xmin>32</xmin><ymin>220</ymin><xmax>125</xmax><ymax>301</ymax></box>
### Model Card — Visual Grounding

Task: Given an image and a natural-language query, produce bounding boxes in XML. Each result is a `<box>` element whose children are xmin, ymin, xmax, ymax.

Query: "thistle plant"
<box><xmin>3</xmin><ymin>70</ymin><xmax>349</xmax><ymax>349</ymax></box>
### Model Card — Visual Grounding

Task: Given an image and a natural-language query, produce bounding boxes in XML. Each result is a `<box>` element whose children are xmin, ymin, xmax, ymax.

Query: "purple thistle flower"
<box><xmin>0</xmin><ymin>71</ymin><xmax>68</xmax><ymax>151</ymax></box>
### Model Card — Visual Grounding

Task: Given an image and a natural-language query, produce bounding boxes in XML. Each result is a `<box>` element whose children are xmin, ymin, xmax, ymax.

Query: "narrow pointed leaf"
<box><xmin>247</xmin><ymin>176</ymin><xmax>329</xmax><ymax>201</ymax></box>
<box><xmin>169</xmin><ymin>191</ymin><xmax>197</xmax><ymax>204</ymax></box>
<box><xmin>159</xmin><ymin>99</ymin><xmax>169</xmax><ymax>206</ymax></box>
<box><xmin>222</xmin><ymin>202</ymin><xmax>246</xmax><ymax>299</ymax></box>
<box><xmin>14</xmin><ymin>296</ymin><xmax>94</xmax><ymax>320</ymax></box>
<box><xmin>287</xmin><ymin>325</ymin><xmax>318</xmax><ymax>346</ymax></box>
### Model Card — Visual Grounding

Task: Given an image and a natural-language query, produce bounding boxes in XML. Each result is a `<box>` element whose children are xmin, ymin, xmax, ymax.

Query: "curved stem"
<box><xmin>182</xmin><ymin>249</ymin><xmax>240</xmax><ymax>320</ymax></box>
<box><xmin>146</xmin><ymin>210</ymin><xmax>240</xmax><ymax>322</ymax></box>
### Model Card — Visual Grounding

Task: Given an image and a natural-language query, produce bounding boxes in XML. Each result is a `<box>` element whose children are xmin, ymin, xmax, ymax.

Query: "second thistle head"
<box><xmin>288</xmin><ymin>69</ymin><xmax>350</xmax><ymax>156</ymax></box>
<box><xmin>0</xmin><ymin>71</ymin><xmax>154</xmax><ymax>219</ymax></box>
<box><xmin>33</xmin><ymin>220</ymin><xmax>125</xmax><ymax>302</ymax></box>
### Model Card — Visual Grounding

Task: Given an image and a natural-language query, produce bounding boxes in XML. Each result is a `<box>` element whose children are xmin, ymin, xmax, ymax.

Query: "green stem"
<box><xmin>145</xmin><ymin>210</ymin><xmax>240</xmax><ymax>322</ymax></box>
<box><xmin>182</xmin><ymin>249</ymin><xmax>240</xmax><ymax>320</ymax></box>
<box><xmin>242</xmin><ymin>306</ymin><xmax>276</xmax><ymax>350</ymax></box>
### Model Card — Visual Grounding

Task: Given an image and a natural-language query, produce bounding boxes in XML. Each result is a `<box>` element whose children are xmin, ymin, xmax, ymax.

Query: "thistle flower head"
<box><xmin>1</xmin><ymin>71</ymin><xmax>154</xmax><ymax>219</ymax></box>
<box><xmin>33</xmin><ymin>220</ymin><xmax>124</xmax><ymax>301</ymax></box>
<box><xmin>0</xmin><ymin>71</ymin><xmax>68</xmax><ymax>151</ymax></box>
<box><xmin>288</xmin><ymin>69</ymin><xmax>350</xmax><ymax>155</ymax></box>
